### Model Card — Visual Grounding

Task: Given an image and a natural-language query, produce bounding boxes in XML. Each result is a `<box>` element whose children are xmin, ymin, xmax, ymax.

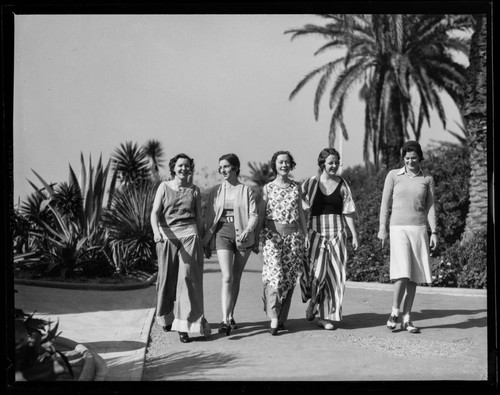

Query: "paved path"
<box><xmin>14</xmin><ymin>252</ymin><xmax>490</xmax><ymax>384</ymax></box>
<box><xmin>14</xmin><ymin>283</ymin><xmax>156</xmax><ymax>381</ymax></box>
<box><xmin>142</xmin><ymin>253</ymin><xmax>490</xmax><ymax>382</ymax></box>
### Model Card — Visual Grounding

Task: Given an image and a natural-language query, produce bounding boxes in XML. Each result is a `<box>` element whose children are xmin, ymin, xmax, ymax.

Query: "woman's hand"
<box><xmin>303</xmin><ymin>235</ymin><xmax>310</xmax><ymax>250</ymax></box>
<box><xmin>237</xmin><ymin>228</ymin><xmax>253</xmax><ymax>244</ymax></box>
<box><xmin>204</xmin><ymin>246</ymin><xmax>212</xmax><ymax>259</ymax></box>
<box><xmin>351</xmin><ymin>234</ymin><xmax>359</xmax><ymax>251</ymax></box>
<box><xmin>430</xmin><ymin>234</ymin><xmax>438</xmax><ymax>250</ymax></box>
<box><xmin>252</xmin><ymin>242</ymin><xmax>260</xmax><ymax>254</ymax></box>
<box><xmin>377</xmin><ymin>228</ymin><xmax>388</xmax><ymax>247</ymax></box>
<box><xmin>154</xmin><ymin>233</ymin><xmax>164</xmax><ymax>243</ymax></box>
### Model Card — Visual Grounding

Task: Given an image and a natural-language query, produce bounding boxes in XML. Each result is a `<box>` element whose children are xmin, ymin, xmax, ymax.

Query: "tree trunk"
<box><xmin>380</xmin><ymin>90</ymin><xmax>405</xmax><ymax>169</ymax></box>
<box><xmin>462</xmin><ymin>15</ymin><xmax>488</xmax><ymax>243</ymax></box>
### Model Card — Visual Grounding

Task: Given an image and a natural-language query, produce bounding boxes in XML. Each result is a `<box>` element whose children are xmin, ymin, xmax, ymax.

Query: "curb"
<box><xmin>14</xmin><ymin>273</ymin><xmax>486</xmax><ymax>297</ymax></box>
<box><xmin>346</xmin><ymin>280</ymin><xmax>487</xmax><ymax>297</ymax></box>
<box><xmin>55</xmin><ymin>337</ymin><xmax>108</xmax><ymax>381</ymax></box>
<box><xmin>14</xmin><ymin>273</ymin><xmax>157</xmax><ymax>291</ymax></box>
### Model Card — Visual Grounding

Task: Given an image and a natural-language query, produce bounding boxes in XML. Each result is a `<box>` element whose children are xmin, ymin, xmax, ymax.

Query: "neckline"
<box><xmin>272</xmin><ymin>180</ymin><xmax>293</xmax><ymax>189</ymax></box>
<box><xmin>404</xmin><ymin>167</ymin><xmax>422</xmax><ymax>178</ymax></box>
<box><xmin>165</xmin><ymin>180</ymin><xmax>191</xmax><ymax>192</ymax></box>
<box><xmin>318</xmin><ymin>179</ymin><xmax>342</xmax><ymax>196</ymax></box>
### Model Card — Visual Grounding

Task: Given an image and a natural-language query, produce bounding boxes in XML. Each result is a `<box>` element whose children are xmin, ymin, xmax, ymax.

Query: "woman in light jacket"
<box><xmin>203</xmin><ymin>153</ymin><xmax>259</xmax><ymax>336</ymax></box>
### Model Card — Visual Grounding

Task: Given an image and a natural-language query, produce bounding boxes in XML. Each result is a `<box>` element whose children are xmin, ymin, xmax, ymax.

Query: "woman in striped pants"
<box><xmin>300</xmin><ymin>148</ymin><xmax>358</xmax><ymax>330</ymax></box>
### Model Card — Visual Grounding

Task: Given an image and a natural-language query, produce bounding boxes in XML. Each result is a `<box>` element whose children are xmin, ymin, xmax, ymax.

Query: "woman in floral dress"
<box><xmin>257</xmin><ymin>150</ymin><xmax>309</xmax><ymax>335</ymax></box>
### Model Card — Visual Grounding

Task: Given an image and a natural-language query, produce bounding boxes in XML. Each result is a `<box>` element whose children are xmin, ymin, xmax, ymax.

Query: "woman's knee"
<box><xmin>221</xmin><ymin>273</ymin><xmax>234</xmax><ymax>285</ymax></box>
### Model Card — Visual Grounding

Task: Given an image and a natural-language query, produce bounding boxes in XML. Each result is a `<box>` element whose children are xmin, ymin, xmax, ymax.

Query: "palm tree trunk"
<box><xmin>462</xmin><ymin>15</ymin><xmax>488</xmax><ymax>243</ymax></box>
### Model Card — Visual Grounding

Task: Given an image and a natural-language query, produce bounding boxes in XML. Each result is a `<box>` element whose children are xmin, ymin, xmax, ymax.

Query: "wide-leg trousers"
<box><xmin>155</xmin><ymin>229</ymin><xmax>210</xmax><ymax>336</ymax></box>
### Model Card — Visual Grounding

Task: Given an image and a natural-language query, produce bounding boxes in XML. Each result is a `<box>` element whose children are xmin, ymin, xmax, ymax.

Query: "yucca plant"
<box><xmin>111</xmin><ymin>141</ymin><xmax>150</xmax><ymax>187</ymax></box>
<box><xmin>101</xmin><ymin>179</ymin><xmax>160</xmax><ymax>274</ymax></box>
<box><xmin>29</xmin><ymin>205</ymin><xmax>93</xmax><ymax>277</ymax></box>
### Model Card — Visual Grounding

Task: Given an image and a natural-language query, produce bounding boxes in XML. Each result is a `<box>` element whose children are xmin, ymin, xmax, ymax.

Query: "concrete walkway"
<box><xmin>13</xmin><ymin>252</ymin><xmax>491</xmax><ymax>384</ymax></box>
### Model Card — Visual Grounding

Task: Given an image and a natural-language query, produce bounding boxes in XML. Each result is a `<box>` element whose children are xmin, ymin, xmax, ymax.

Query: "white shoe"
<box><xmin>318</xmin><ymin>319</ymin><xmax>335</xmax><ymax>330</ymax></box>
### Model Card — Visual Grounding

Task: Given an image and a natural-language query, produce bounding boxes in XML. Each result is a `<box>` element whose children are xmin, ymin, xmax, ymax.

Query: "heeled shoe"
<box><xmin>269</xmin><ymin>325</ymin><xmax>278</xmax><ymax>336</ymax></box>
<box><xmin>229</xmin><ymin>318</ymin><xmax>238</xmax><ymax>330</ymax></box>
<box><xmin>306</xmin><ymin>303</ymin><xmax>317</xmax><ymax>321</ymax></box>
<box><xmin>401</xmin><ymin>320</ymin><xmax>420</xmax><ymax>333</ymax></box>
<box><xmin>386</xmin><ymin>314</ymin><xmax>398</xmax><ymax>331</ymax></box>
<box><xmin>162</xmin><ymin>324</ymin><xmax>172</xmax><ymax>332</ymax></box>
<box><xmin>318</xmin><ymin>319</ymin><xmax>335</xmax><ymax>330</ymax></box>
<box><xmin>178</xmin><ymin>332</ymin><xmax>191</xmax><ymax>343</ymax></box>
<box><xmin>218</xmin><ymin>321</ymin><xmax>231</xmax><ymax>336</ymax></box>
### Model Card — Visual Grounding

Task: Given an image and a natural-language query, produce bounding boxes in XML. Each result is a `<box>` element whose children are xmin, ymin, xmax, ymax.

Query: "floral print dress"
<box><xmin>262</xmin><ymin>181</ymin><xmax>305</xmax><ymax>301</ymax></box>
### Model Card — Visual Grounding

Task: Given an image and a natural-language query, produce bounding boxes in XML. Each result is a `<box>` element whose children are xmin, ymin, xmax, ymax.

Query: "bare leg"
<box><xmin>217</xmin><ymin>249</ymin><xmax>234</xmax><ymax>323</ymax></box>
<box><xmin>229</xmin><ymin>249</ymin><xmax>252</xmax><ymax>319</ymax></box>
<box><xmin>392</xmin><ymin>278</ymin><xmax>408</xmax><ymax>310</ymax></box>
<box><xmin>402</xmin><ymin>281</ymin><xmax>417</xmax><ymax>316</ymax></box>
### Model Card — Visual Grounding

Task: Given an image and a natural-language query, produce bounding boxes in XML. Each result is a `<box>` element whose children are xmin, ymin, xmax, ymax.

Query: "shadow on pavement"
<box><xmin>142</xmin><ymin>350</ymin><xmax>239</xmax><ymax>381</ymax></box>
<box><xmin>83</xmin><ymin>340</ymin><xmax>146</xmax><ymax>352</ymax></box>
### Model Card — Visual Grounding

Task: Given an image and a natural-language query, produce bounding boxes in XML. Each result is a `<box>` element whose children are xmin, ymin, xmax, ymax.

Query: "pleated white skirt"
<box><xmin>389</xmin><ymin>225</ymin><xmax>432</xmax><ymax>284</ymax></box>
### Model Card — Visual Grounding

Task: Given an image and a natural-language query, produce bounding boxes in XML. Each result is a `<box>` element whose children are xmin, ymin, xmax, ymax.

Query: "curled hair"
<box><xmin>317</xmin><ymin>148</ymin><xmax>340</xmax><ymax>172</ymax></box>
<box><xmin>218</xmin><ymin>153</ymin><xmax>241</xmax><ymax>177</ymax></box>
<box><xmin>270</xmin><ymin>150</ymin><xmax>296</xmax><ymax>174</ymax></box>
<box><xmin>169</xmin><ymin>153</ymin><xmax>195</xmax><ymax>177</ymax></box>
<box><xmin>401</xmin><ymin>141</ymin><xmax>424</xmax><ymax>161</ymax></box>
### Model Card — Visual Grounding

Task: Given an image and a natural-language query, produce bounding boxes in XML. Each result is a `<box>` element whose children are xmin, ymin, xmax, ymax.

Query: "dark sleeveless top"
<box><xmin>310</xmin><ymin>179</ymin><xmax>344</xmax><ymax>216</ymax></box>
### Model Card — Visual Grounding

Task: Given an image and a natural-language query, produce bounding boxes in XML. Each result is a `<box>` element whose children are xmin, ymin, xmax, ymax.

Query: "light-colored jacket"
<box><xmin>203</xmin><ymin>183</ymin><xmax>258</xmax><ymax>250</ymax></box>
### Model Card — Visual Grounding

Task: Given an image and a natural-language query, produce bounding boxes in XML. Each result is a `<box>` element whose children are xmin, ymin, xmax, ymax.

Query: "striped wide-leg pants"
<box><xmin>300</xmin><ymin>214</ymin><xmax>347</xmax><ymax>322</ymax></box>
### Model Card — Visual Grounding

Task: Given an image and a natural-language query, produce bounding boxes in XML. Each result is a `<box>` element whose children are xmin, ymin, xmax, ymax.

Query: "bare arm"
<box><xmin>150</xmin><ymin>183</ymin><xmax>167</xmax><ymax>242</ymax></box>
<box><xmin>194</xmin><ymin>186</ymin><xmax>204</xmax><ymax>239</ymax></box>
<box><xmin>344</xmin><ymin>213</ymin><xmax>358</xmax><ymax>250</ymax></box>
<box><xmin>297</xmin><ymin>191</ymin><xmax>310</xmax><ymax>249</ymax></box>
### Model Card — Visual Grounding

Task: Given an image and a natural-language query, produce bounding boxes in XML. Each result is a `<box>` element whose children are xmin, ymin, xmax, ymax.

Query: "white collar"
<box><xmin>397</xmin><ymin>166</ymin><xmax>423</xmax><ymax>178</ymax></box>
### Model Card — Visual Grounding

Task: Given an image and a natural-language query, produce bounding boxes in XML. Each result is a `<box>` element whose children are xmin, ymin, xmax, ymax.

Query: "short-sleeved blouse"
<box><xmin>265</xmin><ymin>181</ymin><xmax>300</xmax><ymax>225</ymax></box>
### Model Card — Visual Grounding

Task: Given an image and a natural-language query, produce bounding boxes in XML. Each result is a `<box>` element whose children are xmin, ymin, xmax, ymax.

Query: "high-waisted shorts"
<box><xmin>215</xmin><ymin>221</ymin><xmax>238</xmax><ymax>252</ymax></box>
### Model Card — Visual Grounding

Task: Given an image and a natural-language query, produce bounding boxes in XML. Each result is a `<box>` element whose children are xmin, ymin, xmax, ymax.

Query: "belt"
<box><xmin>265</xmin><ymin>220</ymin><xmax>299</xmax><ymax>236</ymax></box>
<box><xmin>219</xmin><ymin>216</ymin><xmax>234</xmax><ymax>223</ymax></box>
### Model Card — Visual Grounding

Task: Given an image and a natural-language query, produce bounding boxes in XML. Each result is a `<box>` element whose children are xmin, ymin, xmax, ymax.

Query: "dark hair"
<box><xmin>317</xmin><ymin>148</ymin><xmax>340</xmax><ymax>172</ymax></box>
<box><xmin>401</xmin><ymin>141</ymin><xmax>424</xmax><ymax>161</ymax></box>
<box><xmin>218</xmin><ymin>153</ymin><xmax>241</xmax><ymax>176</ymax></box>
<box><xmin>169</xmin><ymin>153</ymin><xmax>195</xmax><ymax>177</ymax></box>
<box><xmin>270</xmin><ymin>150</ymin><xmax>296</xmax><ymax>174</ymax></box>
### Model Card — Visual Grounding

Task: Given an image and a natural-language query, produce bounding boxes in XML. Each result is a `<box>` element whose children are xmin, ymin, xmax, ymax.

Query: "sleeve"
<box><xmin>300</xmin><ymin>178</ymin><xmax>311</xmax><ymax>213</ymax></box>
<box><xmin>248</xmin><ymin>186</ymin><xmax>259</xmax><ymax>218</ymax></box>
<box><xmin>341</xmin><ymin>178</ymin><xmax>356</xmax><ymax>215</ymax></box>
<box><xmin>379</xmin><ymin>171</ymin><xmax>394</xmax><ymax>229</ymax></box>
<box><xmin>426</xmin><ymin>176</ymin><xmax>437</xmax><ymax>232</ymax></box>
<box><xmin>204</xmin><ymin>186</ymin><xmax>216</xmax><ymax>232</ymax></box>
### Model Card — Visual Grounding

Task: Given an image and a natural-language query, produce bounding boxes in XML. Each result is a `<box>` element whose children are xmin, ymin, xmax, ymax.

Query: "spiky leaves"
<box><xmin>286</xmin><ymin>14</ymin><xmax>469</xmax><ymax>169</ymax></box>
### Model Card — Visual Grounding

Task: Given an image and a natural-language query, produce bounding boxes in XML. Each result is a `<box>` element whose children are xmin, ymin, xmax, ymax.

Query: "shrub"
<box><xmin>343</xmin><ymin>165</ymin><xmax>391</xmax><ymax>283</ymax></box>
<box><xmin>15</xmin><ymin>307</ymin><xmax>73</xmax><ymax>381</ymax></box>
<box><xmin>421</xmin><ymin>142</ymin><xmax>470</xmax><ymax>254</ymax></box>
<box><xmin>431</xmin><ymin>229</ymin><xmax>487</xmax><ymax>289</ymax></box>
<box><xmin>101</xmin><ymin>179</ymin><xmax>160</xmax><ymax>274</ymax></box>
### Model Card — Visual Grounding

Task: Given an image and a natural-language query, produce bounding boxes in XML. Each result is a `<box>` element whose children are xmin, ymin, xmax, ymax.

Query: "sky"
<box><xmin>13</xmin><ymin>14</ymin><xmax>464</xmax><ymax>202</ymax></box>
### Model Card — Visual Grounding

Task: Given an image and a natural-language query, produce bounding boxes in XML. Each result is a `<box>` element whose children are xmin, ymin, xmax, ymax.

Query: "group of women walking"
<box><xmin>150</xmin><ymin>141</ymin><xmax>438</xmax><ymax>343</ymax></box>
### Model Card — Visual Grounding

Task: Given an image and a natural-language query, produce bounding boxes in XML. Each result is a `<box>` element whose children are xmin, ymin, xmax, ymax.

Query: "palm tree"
<box><xmin>141</xmin><ymin>139</ymin><xmax>166</xmax><ymax>180</ymax></box>
<box><xmin>245</xmin><ymin>161</ymin><xmax>275</xmax><ymax>187</ymax></box>
<box><xmin>111</xmin><ymin>141</ymin><xmax>149</xmax><ymax>187</ymax></box>
<box><xmin>286</xmin><ymin>14</ymin><xmax>470</xmax><ymax>169</ymax></box>
<box><xmin>461</xmin><ymin>15</ymin><xmax>488</xmax><ymax>242</ymax></box>
<box><xmin>244</xmin><ymin>161</ymin><xmax>275</xmax><ymax>204</ymax></box>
